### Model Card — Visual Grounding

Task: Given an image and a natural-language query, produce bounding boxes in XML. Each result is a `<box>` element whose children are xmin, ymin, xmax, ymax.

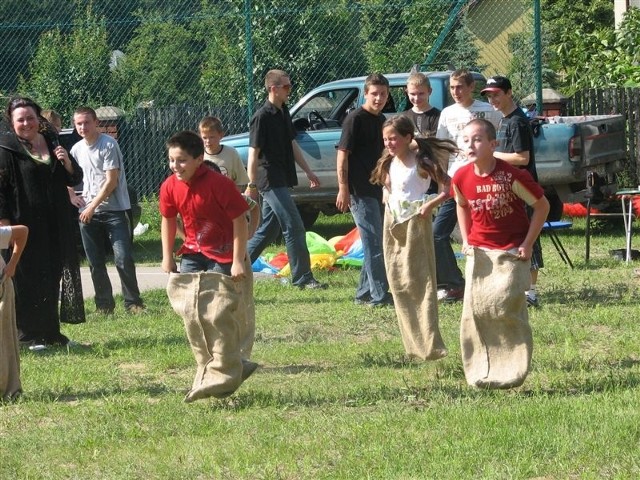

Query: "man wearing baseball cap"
<box><xmin>482</xmin><ymin>75</ymin><xmax>544</xmax><ymax>308</ymax></box>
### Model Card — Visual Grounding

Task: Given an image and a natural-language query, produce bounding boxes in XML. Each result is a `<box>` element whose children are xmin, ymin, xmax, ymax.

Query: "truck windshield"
<box><xmin>292</xmin><ymin>88</ymin><xmax>358</xmax><ymax>123</ymax></box>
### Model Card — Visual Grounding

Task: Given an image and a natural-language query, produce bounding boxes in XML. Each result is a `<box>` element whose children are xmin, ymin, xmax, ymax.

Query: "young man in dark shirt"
<box><xmin>336</xmin><ymin>73</ymin><xmax>392</xmax><ymax>307</ymax></box>
<box><xmin>245</xmin><ymin>69</ymin><xmax>327</xmax><ymax>289</ymax></box>
<box><xmin>402</xmin><ymin>72</ymin><xmax>441</xmax><ymax>138</ymax></box>
<box><xmin>482</xmin><ymin>75</ymin><xmax>543</xmax><ymax>308</ymax></box>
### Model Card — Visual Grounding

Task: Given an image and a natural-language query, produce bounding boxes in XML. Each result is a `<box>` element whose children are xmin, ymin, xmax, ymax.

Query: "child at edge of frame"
<box><xmin>0</xmin><ymin>223</ymin><xmax>28</xmax><ymax>401</ymax></box>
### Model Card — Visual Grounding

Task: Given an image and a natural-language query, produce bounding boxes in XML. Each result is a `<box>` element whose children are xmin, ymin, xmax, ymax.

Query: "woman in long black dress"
<box><xmin>0</xmin><ymin>97</ymin><xmax>83</xmax><ymax>346</ymax></box>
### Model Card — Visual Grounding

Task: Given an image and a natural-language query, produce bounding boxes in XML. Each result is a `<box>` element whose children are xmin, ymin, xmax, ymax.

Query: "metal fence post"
<box><xmin>421</xmin><ymin>0</ymin><xmax>468</xmax><ymax>69</ymax></box>
<box><xmin>534</xmin><ymin>0</ymin><xmax>543</xmax><ymax>116</ymax></box>
<box><xmin>244</xmin><ymin>0</ymin><xmax>254</xmax><ymax>123</ymax></box>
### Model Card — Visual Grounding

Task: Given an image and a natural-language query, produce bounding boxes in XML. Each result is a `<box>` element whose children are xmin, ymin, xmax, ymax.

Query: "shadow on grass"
<box><xmin>207</xmin><ymin>382</ymin><xmax>472</xmax><ymax>411</ymax></box>
<box><xmin>259</xmin><ymin>364</ymin><xmax>329</xmax><ymax>375</ymax></box>
<box><xmin>20</xmin><ymin>334</ymin><xmax>189</xmax><ymax>358</ymax></box>
<box><xmin>553</xmin><ymin>356</ymin><xmax>640</xmax><ymax>373</ymax></box>
<box><xmin>216</xmin><ymin>370</ymin><xmax>640</xmax><ymax>411</ymax></box>
<box><xmin>358</xmin><ymin>352</ymin><xmax>419</xmax><ymax>369</ymax></box>
<box><xmin>543</xmin><ymin>282</ymin><xmax>636</xmax><ymax>306</ymax></box>
<box><xmin>101</xmin><ymin>333</ymin><xmax>188</xmax><ymax>351</ymax></box>
<box><xmin>21</xmin><ymin>356</ymin><xmax>640</xmax><ymax>406</ymax></box>
<box><xmin>29</xmin><ymin>382</ymin><xmax>178</xmax><ymax>403</ymax></box>
<box><xmin>520</xmin><ymin>372</ymin><xmax>640</xmax><ymax>398</ymax></box>
<box><xmin>307</xmin><ymin>213</ymin><xmax>354</xmax><ymax>240</ymax></box>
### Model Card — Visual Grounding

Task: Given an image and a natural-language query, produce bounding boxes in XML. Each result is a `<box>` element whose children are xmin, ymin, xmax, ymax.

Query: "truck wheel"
<box><xmin>546</xmin><ymin>193</ymin><xmax>564</xmax><ymax>222</ymax></box>
<box><xmin>297</xmin><ymin>206</ymin><xmax>320</xmax><ymax>230</ymax></box>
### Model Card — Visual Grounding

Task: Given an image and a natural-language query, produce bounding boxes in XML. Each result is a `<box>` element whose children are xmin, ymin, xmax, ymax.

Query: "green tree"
<box><xmin>224</xmin><ymin>0</ymin><xmax>366</xmax><ymax>106</ymax></box>
<box><xmin>18</xmin><ymin>6</ymin><xmax>112</xmax><ymax>121</ymax></box>
<box><xmin>437</xmin><ymin>14</ymin><xmax>487</xmax><ymax>73</ymax></box>
<box><xmin>359</xmin><ymin>0</ymin><xmax>449</xmax><ymax>73</ymax></box>
<box><xmin>196</xmin><ymin>0</ymin><xmax>246</xmax><ymax>106</ymax></box>
<box><xmin>553</xmin><ymin>8</ymin><xmax>640</xmax><ymax>93</ymax></box>
<box><xmin>111</xmin><ymin>14</ymin><xmax>203</xmax><ymax>109</ymax></box>
<box><xmin>18</xmin><ymin>29</ymin><xmax>67</xmax><ymax>109</ymax></box>
<box><xmin>541</xmin><ymin>0</ymin><xmax>615</xmax><ymax>92</ymax></box>
<box><xmin>505</xmin><ymin>25</ymin><xmax>557</xmax><ymax>101</ymax></box>
<box><xmin>542</xmin><ymin>0</ymin><xmax>613</xmax><ymax>44</ymax></box>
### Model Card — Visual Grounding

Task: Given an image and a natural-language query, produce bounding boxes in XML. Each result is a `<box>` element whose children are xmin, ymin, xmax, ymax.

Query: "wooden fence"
<box><xmin>118</xmin><ymin>103</ymin><xmax>246</xmax><ymax>198</ymax></box>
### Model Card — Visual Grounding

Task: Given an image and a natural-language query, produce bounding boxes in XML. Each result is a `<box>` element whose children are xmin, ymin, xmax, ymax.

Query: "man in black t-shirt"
<box><xmin>336</xmin><ymin>73</ymin><xmax>392</xmax><ymax>307</ymax></box>
<box><xmin>482</xmin><ymin>75</ymin><xmax>543</xmax><ymax>308</ymax></box>
<box><xmin>245</xmin><ymin>69</ymin><xmax>327</xmax><ymax>290</ymax></box>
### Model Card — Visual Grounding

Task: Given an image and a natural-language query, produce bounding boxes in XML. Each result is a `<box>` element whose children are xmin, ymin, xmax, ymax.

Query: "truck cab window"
<box><xmin>292</xmin><ymin>88</ymin><xmax>358</xmax><ymax>131</ymax></box>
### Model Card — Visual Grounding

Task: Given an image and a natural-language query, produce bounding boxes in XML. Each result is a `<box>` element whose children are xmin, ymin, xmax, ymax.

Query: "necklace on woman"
<box><xmin>24</xmin><ymin>134</ymin><xmax>50</xmax><ymax>162</ymax></box>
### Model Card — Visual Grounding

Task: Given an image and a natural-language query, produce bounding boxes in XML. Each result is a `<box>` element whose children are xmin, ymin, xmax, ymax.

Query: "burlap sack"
<box><xmin>167</xmin><ymin>272</ymin><xmax>257</xmax><ymax>402</ymax></box>
<box><xmin>0</xmin><ymin>279</ymin><xmax>21</xmax><ymax>401</ymax></box>
<box><xmin>460</xmin><ymin>248</ymin><xmax>532</xmax><ymax>389</ymax></box>
<box><xmin>384</xmin><ymin>210</ymin><xmax>447</xmax><ymax>361</ymax></box>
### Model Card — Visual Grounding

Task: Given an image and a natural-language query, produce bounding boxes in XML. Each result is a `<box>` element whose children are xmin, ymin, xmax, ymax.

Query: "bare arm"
<box><xmin>79</xmin><ymin>169</ymin><xmax>119</xmax><ymax>224</ymax></box>
<box><xmin>247</xmin><ymin>204</ymin><xmax>260</xmax><ymax>238</ymax></box>
<box><xmin>67</xmin><ymin>186</ymin><xmax>85</xmax><ymax>208</ymax></box>
<box><xmin>230</xmin><ymin>214</ymin><xmax>249</xmax><ymax>281</ymax></box>
<box><xmin>161</xmin><ymin>216</ymin><xmax>178</xmax><ymax>273</ymax></box>
<box><xmin>336</xmin><ymin>149</ymin><xmax>350</xmax><ymax>212</ymax></box>
<box><xmin>3</xmin><ymin>225</ymin><xmax>28</xmax><ymax>279</ymax></box>
<box><xmin>456</xmin><ymin>201</ymin><xmax>473</xmax><ymax>255</ymax></box>
<box><xmin>245</xmin><ymin>146</ymin><xmax>260</xmax><ymax>201</ymax></box>
<box><xmin>418</xmin><ymin>188</ymin><xmax>450</xmax><ymax>218</ymax></box>
<box><xmin>518</xmin><ymin>196</ymin><xmax>550</xmax><ymax>260</ymax></box>
<box><xmin>292</xmin><ymin>140</ymin><xmax>320</xmax><ymax>188</ymax></box>
<box><xmin>494</xmin><ymin>150</ymin><xmax>530</xmax><ymax>167</ymax></box>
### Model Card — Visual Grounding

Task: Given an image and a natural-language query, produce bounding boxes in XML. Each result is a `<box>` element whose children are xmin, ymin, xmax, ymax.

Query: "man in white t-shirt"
<box><xmin>433</xmin><ymin>69</ymin><xmax>501</xmax><ymax>302</ymax></box>
<box><xmin>71</xmin><ymin>107</ymin><xmax>144</xmax><ymax>315</ymax></box>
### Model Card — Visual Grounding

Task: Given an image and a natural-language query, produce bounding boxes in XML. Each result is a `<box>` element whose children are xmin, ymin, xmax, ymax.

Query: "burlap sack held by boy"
<box><xmin>167</xmin><ymin>272</ymin><xmax>257</xmax><ymax>402</ymax></box>
<box><xmin>460</xmin><ymin>248</ymin><xmax>533</xmax><ymax>389</ymax></box>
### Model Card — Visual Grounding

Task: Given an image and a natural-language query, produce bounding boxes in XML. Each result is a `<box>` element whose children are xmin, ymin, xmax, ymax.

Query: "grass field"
<box><xmin>2</xmin><ymin>204</ymin><xmax>640</xmax><ymax>479</ymax></box>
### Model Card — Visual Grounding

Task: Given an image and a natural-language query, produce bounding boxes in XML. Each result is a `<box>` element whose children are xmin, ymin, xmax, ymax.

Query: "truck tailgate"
<box><xmin>569</xmin><ymin>115</ymin><xmax>626</xmax><ymax>168</ymax></box>
<box><xmin>535</xmin><ymin>115</ymin><xmax>625</xmax><ymax>186</ymax></box>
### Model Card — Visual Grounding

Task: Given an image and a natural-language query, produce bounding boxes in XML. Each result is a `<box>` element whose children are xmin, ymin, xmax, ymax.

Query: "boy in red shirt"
<box><xmin>160</xmin><ymin>130</ymin><xmax>256</xmax><ymax>401</ymax></box>
<box><xmin>160</xmin><ymin>131</ymin><xmax>249</xmax><ymax>277</ymax></box>
<box><xmin>451</xmin><ymin>119</ymin><xmax>549</xmax><ymax>389</ymax></box>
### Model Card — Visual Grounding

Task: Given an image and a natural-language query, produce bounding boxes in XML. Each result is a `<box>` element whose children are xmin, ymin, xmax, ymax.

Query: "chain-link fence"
<box><xmin>1</xmin><ymin>0</ymin><xmax>540</xmax><ymax>197</ymax></box>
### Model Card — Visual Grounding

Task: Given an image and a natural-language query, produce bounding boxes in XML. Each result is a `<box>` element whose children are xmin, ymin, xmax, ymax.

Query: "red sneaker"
<box><xmin>444</xmin><ymin>287</ymin><xmax>464</xmax><ymax>302</ymax></box>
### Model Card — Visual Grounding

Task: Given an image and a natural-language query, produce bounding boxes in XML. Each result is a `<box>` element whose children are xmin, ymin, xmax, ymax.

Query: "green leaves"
<box><xmin>546</xmin><ymin>2</ymin><xmax>640</xmax><ymax>93</ymax></box>
<box><xmin>19</xmin><ymin>6</ymin><xmax>111</xmax><ymax>122</ymax></box>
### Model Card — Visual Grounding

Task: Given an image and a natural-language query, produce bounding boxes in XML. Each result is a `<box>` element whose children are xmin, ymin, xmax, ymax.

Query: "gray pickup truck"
<box><xmin>223</xmin><ymin>72</ymin><xmax>626</xmax><ymax>225</ymax></box>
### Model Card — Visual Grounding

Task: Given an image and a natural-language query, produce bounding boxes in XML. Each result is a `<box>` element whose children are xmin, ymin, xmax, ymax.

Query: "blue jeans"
<box><xmin>433</xmin><ymin>198</ymin><xmax>465</xmax><ymax>289</ymax></box>
<box><xmin>79</xmin><ymin>210</ymin><xmax>143</xmax><ymax>310</ymax></box>
<box><xmin>181</xmin><ymin>253</ymin><xmax>232</xmax><ymax>275</ymax></box>
<box><xmin>350</xmin><ymin>194</ymin><xmax>389</xmax><ymax>303</ymax></box>
<box><xmin>247</xmin><ymin>187</ymin><xmax>313</xmax><ymax>286</ymax></box>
